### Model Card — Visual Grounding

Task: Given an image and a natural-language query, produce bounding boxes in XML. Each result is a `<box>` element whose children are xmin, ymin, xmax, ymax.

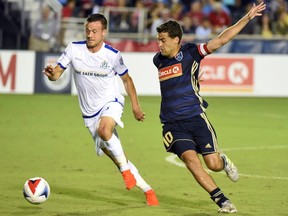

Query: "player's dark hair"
<box><xmin>156</xmin><ymin>20</ymin><xmax>183</xmax><ymax>42</ymax></box>
<box><xmin>86</xmin><ymin>13</ymin><xmax>107</xmax><ymax>29</ymax></box>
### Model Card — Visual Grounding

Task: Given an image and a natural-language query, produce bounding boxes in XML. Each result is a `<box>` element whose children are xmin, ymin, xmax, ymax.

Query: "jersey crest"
<box><xmin>175</xmin><ymin>51</ymin><xmax>183</xmax><ymax>61</ymax></box>
<box><xmin>100</xmin><ymin>60</ymin><xmax>109</xmax><ymax>69</ymax></box>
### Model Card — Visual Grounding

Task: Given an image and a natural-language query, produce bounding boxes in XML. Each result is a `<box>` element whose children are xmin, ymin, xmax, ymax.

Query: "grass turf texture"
<box><xmin>0</xmin><ymin>94</ymin><xmax>287</xmax><ymax>216</ymax></box>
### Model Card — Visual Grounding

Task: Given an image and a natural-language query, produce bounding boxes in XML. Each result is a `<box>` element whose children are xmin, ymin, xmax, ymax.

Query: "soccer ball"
<box><xmin>23</xmin><ymin>177</ymin><xmax>50</xmax><ymax>204</ymax></box>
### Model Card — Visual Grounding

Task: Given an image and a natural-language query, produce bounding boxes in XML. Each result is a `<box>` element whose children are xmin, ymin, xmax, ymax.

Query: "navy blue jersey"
<box><xmin>153</xmin><ymin>43</ymin><xmax>211</xmax><ymax>123</ymax></box>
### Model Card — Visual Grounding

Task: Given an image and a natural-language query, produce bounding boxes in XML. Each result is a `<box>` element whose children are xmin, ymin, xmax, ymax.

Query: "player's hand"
<box><xmin>133</xmin><ymin>109</ymin><xmax>145</xmax><ymax>122</ymax></box>
<box><xmin>43</xmin><ymin>65</ymin><xmax>54</xmax><ymax>77</ymax></box>
<box><xmin>247</xmin><ymin>2</ymin><xmax>266</xmax><ymax>20</ymax></box>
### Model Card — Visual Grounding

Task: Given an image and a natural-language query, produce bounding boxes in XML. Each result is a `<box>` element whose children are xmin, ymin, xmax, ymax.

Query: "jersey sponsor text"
<box><xmin>75</xmin><ymin>70</ymin><xmax>108</xmax><ymax>77</ymax></box>
<box><xmin>158</xmin><ymin>63</ymin><xmax>182</xmax><ymax>81</ymax></box>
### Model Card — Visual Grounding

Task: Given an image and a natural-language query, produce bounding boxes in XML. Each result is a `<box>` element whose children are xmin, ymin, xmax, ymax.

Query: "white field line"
<box><xmin>165</xmin><ymin>145</ymin><xmax>288</xmax><ymax>180</ymax></box>
<box><xmin>222</xmin><ymin>145</ymin><xmax>288</xmax><ymax>152</ymax></box>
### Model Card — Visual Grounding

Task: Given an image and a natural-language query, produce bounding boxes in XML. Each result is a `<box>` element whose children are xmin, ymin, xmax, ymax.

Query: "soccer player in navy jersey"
<box><xmin>43</xmin><ymin>13</ymin><xmax>158</xmax><ymax>206</ymax></box>
<box><xmin>153</xmin><ymin>2</ymin><xmax>266</xmax><ymax>213</ymax></box>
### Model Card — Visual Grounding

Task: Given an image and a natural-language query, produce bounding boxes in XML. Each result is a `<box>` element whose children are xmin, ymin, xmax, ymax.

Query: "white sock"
<box><xmin>128</xmin><ymin>160</ymin><xmax>152</xmax><ymax>192</ymax></box>
<box><xmin>105</xmin><ymin>134</ymin><xmax>129</xmax><ymax>172</ymax></box>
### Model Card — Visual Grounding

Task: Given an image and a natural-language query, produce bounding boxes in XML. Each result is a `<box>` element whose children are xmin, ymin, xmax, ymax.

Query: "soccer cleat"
<box><xmin>121</xmin><ymin>169</ymin><xmax>136</xmax><ymax>190</ymax></box>
<box><xmin>221</xmin><ymin>153</ymin><xmax>239</xmax><ymax>182</ymax></box>
<box><xmin>144</xmin><ymin>189</ymin><xmax>159</xmax><ymax>206</ymax></box>
<box><xmin>218</xmin><ymin>200</ymin><xmax>237</xmax><ymax>213</ymax></box>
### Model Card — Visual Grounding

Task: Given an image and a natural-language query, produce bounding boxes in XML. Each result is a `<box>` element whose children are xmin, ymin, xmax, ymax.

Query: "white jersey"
<box><xmin>57</xmin><ymin>41</ymin><xmax>127</xmax><ymax>117</ymax></box>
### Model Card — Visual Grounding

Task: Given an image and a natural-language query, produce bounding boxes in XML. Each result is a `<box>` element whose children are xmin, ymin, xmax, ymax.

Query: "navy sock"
<box><xmin>210</xmin><ymin>187</ymin><xmax>229</xmax><ymax>207</ymax></box>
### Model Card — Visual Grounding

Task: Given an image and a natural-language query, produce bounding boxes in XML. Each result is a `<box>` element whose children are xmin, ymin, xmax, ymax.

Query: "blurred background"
<box><xmin>1</xmin><ymin>0</ymin><xmax>288</xmax><ymax>53</ymax></box>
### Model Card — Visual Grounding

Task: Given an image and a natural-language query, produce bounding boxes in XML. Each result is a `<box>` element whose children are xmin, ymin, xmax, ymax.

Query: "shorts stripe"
<box><xmin>200</xmin><ymin>113</ymin><xmax>219</xmax><ymax>152</ymax></box>
<box><xmin>82</xmin><ymin>98</ymin><xmax>123</xmax><ymax>119</ymax></box>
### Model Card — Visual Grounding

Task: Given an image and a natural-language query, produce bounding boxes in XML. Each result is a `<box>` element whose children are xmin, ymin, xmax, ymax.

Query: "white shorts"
<box><xmin>85</xmin><ymin>101</ymin><xmax>124</xmax><ymax>156</ymax></box>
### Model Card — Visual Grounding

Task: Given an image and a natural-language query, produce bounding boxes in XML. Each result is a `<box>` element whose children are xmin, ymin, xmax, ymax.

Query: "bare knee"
<box><xmin>97</xmin><ymin>117</ymin><xmax>116</xmax><ymax>141</ymax></box>
<box><xmin>97</xmin><ymin>126</ymin><xmax>113</xmax><ymax>141</ymax></box>
<box><xmin>207</xmin><ymin>162</ymin><xmax>223</xmax><ymax>172</ymax></box>
<box><xmin>181</xmin><ymin>151</ymin><xmax>203</xmax><ymax>174</ymax></box>
<box><xmin>204</xmin><ymin>153</ymin><xmax>224</xmax><ymax>172</ymax></box>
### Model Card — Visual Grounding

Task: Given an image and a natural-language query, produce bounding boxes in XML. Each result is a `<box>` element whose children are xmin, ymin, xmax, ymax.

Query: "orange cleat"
<box><xmin>144</xmin><ymin>189</ymin><xmax>159</xmax><ymax>206</ymax></box>
<box><xmin>121</xmin><ymin>169</ymin><xmax>136</xmax><ymax>190</ymax></box>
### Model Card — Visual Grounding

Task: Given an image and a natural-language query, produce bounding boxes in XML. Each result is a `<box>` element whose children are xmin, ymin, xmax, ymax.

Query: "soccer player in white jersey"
<box><xmin>43</xmin><ymin>13</ymin><xmax>159</xmax><ymax>206</ymax></box>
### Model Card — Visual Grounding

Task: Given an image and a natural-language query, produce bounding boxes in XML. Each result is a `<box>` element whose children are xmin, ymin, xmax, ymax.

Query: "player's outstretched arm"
<box><xmin>43</xmin><ymin>64</ymin><xmax>65</xmax><ymax>81</ymax></box>
<box><xmin>207</xmin><ymin>1</ymin><xmax>266</xmax><ymax>53</ymax></box>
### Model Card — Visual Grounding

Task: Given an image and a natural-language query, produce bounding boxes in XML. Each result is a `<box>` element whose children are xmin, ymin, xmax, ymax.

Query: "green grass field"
<box><xmin>0</xmin><ymin>94</ymin><xmax>287</xmax><ymax>216</ymax></box>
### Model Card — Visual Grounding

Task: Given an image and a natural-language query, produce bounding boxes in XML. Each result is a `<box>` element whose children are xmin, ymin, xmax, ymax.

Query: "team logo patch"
<box><xmin>205</xmin><ymin>143</ymin><xmax>212</xmax><ymax>149</ymax></box>
<box><xmin>175</xmin><ymin>51</ymin><xmax>183</xmax><ymax>61</ymax></box>
<box><xmin>100</xmin><ymin>60</ymin><xmax>108</xmax><ymax>69</ymax></box>
<box><xmin>119</xmin><ymin>57</ymin><xmax>124</xmax><ymax>65</ymax></box>
<box><xmin>158</xmin><ymin>63</ymin><xmax>182</xmax><ymax>81</ymax></box>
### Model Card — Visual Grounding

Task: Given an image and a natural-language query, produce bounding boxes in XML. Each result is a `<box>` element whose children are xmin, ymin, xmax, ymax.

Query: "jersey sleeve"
<box><xmin>57</xmin><ymin>42</ymin><xmax>73</xmax><ymax>69</ymax></box>
<box><xmin>197</xmin><ymin>43</ymin><xmax>211</xmax><ymax>58</ymax></box>
<box><xmin>153</xmin><ymin>53</ymin><xmax>161</xmax><ymax>68</ymax></box>
<box><xmin>113</xmin><ymin>52</ymin><xmax>128</xmax><ymax>76</ymax></box>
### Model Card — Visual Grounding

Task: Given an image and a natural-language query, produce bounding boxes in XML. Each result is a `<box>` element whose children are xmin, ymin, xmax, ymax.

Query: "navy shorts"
<box><xmin>162</xmin><ymin>113</ymin><xmax>219</xmax><ymax>158</ymax></box>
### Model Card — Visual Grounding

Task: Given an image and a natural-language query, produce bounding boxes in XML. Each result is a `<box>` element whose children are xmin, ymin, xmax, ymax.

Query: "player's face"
<box><xmin>157</xmin><ymin>32</ymin><xmax>180</xmax><ymax>58</ymax></box>
<box><xmin>85</xmin><ymin>21</ymin><xmax>107</xmax><ymax>51</ymax></box>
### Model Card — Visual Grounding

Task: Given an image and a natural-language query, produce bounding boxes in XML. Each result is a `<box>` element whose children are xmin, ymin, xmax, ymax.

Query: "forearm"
<box><xmin>218</xmin><ymin>14</ymin><xmax>250</xmax><ymax>44</ymax></box>
<box><xmin>124</xmin><ymin>77</ymin><xmax>141</xmax><ymax>111</ymax></box>
<box><xmin>47</xmin><ymin>73</ymin><xmax>61</xmax><ymax>81</ymax></box>
<box><xmin>208</xmin><ymin>15</ymin><xmax>250</xmax><ymax>53</ymax></box>
<box><xmin>121</xmin><ymin>73</ymin><xmax>145</xmax><ymax>121</ymax></box>
<box><xmin>207</xmin><ymin>2</ymin><xmax>266</xmax><ymax>53</ymax></box>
